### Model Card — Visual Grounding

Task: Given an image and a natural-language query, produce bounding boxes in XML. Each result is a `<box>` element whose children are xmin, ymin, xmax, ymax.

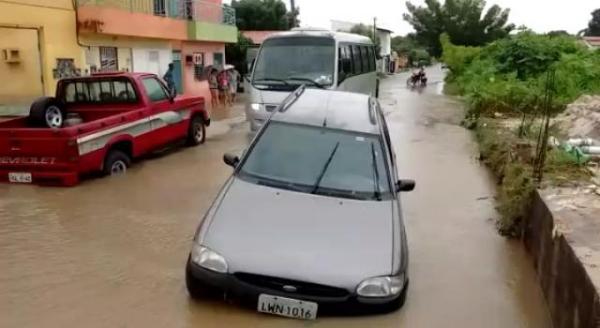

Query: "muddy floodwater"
<box><xmin>0</xmin><ymin>66</ymin><xmax>551</xmax><ymax>327</ymax></box>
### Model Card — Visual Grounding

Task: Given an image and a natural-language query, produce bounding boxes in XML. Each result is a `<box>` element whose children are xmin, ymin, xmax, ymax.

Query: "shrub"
<box><xmin>496</xmin><ymin>162</ymin><xmax>535</xmax><ymax>237</ymax></box>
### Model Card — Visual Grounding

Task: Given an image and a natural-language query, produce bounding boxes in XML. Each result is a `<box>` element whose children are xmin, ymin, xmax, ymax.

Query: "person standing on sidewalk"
<box><xmin>218</xmin><ymin>69</ymin><xmax>230</xmax><ymax>107</ymax></box>
<box><xmin>228</xmin><ymin>68</ymin><xmax>239</xmax><ymax>104</ymax></box>
<box><xmin>163</xmin><ymin>63</ymin><xmax>176</xmax><ymax>95</ymax></box>
<box><xmin>209</xmin><ymin>68</ymin><xmax>220</xmax><ymax>108</ymax></box>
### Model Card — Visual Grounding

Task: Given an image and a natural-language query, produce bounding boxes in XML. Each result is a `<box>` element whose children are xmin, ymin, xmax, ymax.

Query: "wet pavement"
<box><xmin>0</xmin><ymin>66</ymin><xmax>551</xmax><ymax>327</ymax></box>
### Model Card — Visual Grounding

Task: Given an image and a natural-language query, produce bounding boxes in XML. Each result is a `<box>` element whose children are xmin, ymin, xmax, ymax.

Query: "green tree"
<box><xmin>225</xmin><ymin>32</ymin><xmax>254</xmax><ymax>74</ymax></box>
<box><xmin>231</xmin><ymin>0</ymin><xmax>299</xmax><ymax>30</ymax></box>
<box><xmin>403</xmin><ymin>0</ymin><xmax>514</xmax><ymax>57</ymax></box>
<box><xmin>350</xmin><ymin>24</ymin><xmax>376</xmax><ymax>41</ymax></box>
<box><xmin>584</xmin><ymin>8</ymin><xmax>600</xmax><ymax>36</ymax></box>
<box><xmin>391</xmin><ymin>34</ymin><xmax>419</xmax><ymax>55</ymax></box>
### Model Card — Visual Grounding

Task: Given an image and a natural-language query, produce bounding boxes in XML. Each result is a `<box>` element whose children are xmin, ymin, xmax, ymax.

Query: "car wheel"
<box><xmin>185</xmin><ymin>259</ymin><xmax>220</xmax><ymax>299</ymax></box>
<box><xmin>103</xmin><ymin>150</ymin><xmax>131</xmax><ymax>176</ymax></box>
<box><xmin>186</xmin><ymin>116</ymin><xmax>206</xmax><ymax>146</ymax></box>
<box><xmin>29</xmin><ymin>97</ymin><xmax>65</xmax><ymax>128</ymax></box>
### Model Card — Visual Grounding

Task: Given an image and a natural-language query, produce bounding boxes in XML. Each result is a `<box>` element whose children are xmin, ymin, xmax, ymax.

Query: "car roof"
<box><xmin>271</xmin><ymin>89</ymin><xmax>380</xmax><ymax>135</ymax></box>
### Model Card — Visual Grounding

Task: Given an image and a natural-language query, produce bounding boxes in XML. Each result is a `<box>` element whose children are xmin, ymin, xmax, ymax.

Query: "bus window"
<box><xmin>368</xmin><ymin>47</ymin><xmax>376</xmax><ymax>72</ymax></box>
<box><xmin>361</xmin><ymin>46</ymin><xmax>369</xmax><ymax>73</ymax></box>
<box><xmin>352</xmin><ymin>45</ymin><xmax>362</xmax><ymax>75</ymax></box>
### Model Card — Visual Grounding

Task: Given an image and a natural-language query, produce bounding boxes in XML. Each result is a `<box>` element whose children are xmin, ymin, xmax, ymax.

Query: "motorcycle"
<box><xmin>407</xmin><ymin>71</ymin><xmax>428</xmax><ymax>88</ymax></box>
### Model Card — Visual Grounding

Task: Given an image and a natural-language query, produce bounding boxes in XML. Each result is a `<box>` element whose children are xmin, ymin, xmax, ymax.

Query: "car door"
<box><xmin>140</xmin><ymin>76</ymin><xmax>182</xmax><ymax>148</ymax></box>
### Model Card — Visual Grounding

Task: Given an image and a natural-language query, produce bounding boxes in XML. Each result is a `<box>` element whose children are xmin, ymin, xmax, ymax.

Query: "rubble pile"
<box><xmin>555</xmin><ymin>95</ymin><xmax>600</xmax><ymax>139</ymax></box>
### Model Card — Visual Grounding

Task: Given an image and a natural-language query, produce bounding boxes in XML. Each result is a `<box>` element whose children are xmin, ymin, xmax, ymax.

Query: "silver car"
<box><xmin>186</xmin><ymin>87</ymin><xmax>414</xmax><ymax>319</ymax></box>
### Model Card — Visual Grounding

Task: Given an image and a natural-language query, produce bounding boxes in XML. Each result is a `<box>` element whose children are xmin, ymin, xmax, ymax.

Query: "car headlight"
<box><xmin>250</xmin><ymin>103</ymin><xmax>261</xmax><ymax>111</ymax></box>
<box><xmin>190</xmin><ymin>244</ymin><xmax>228</xmax><ymax>273</ymax></box>
<box><xmin>356</xmin><ymin>274</ymin><xmax>405</xmax><ymax>297</ymax></box>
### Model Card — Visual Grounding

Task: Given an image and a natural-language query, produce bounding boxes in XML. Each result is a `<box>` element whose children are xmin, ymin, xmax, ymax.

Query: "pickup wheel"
<box><xmin>103</xmin><ymin>150</ymin><xmax>131</xmax><ymax>176</ymax></box>
<box><xmin>29</xmin><ymin>97</ymin><xmax>65</xmax><ymax>128</ymax></box>
<box><xmin>186</xmin><ymin>116</ymin><xmax>206</xmax><ymax>146</ymax></box>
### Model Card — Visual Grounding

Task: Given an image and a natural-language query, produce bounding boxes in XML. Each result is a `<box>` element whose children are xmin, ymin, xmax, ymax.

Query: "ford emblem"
<box><xmin>282</xmin><ymin>285</ymin><xmax>297</xmax><ymax>292</ymax></box>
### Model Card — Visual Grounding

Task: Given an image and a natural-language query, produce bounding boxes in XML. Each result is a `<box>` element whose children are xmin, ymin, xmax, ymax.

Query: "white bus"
<box><xmin>245</xmin><ymin>29</ymin><xmax>378</xmax><ymax>131</ymax></box>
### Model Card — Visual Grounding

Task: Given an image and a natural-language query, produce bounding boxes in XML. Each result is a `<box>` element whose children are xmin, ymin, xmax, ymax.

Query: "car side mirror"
<box><xmin>396</xmin><ymin>179</ymin><xmax>415</xmax><ymax>192</ymax></box>
<box><xmin>223</xmin><ymin>153</ymin><xmax>240</xmax><ymax>168</ymax></box>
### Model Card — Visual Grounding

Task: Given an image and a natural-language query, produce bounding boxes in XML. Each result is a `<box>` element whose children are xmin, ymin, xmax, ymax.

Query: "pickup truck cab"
<box><xmin>0</xmin><ymin>72</ymin><xmax>209</xmax><ymax>186</ymax></box>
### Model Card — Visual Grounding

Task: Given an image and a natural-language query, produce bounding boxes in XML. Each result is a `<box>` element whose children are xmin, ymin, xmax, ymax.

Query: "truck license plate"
<box><xmin>258</xmin><ymin>294</ymin><xmax>317</xmax><ymax>320</ymax></box>
<box><xmin>8</xmin><ymin>172</ymin><xmax>32</xmax><ymax>183</ymax></box>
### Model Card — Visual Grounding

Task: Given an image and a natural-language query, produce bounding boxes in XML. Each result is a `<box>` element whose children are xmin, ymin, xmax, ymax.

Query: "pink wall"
<box><xmin>181</xmin><ymin>42</ymin><xmax>226</xmax><ymax>113</ymax></box>
<box><xmin>78</xmin><ymin>5</ymin><xmax>187</xmax><ymax>40</ymax></box>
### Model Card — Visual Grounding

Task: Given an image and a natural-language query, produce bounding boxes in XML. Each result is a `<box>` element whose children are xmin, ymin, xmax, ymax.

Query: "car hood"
<box><xmin>202</xmin><ymin>178</ymin><xmax>394</xmax><ymax>291</ymax></box>
<box><xmin>256</xmin><ymin>89</ymin><xmax>289</xmax><ymax>106</ymax></box>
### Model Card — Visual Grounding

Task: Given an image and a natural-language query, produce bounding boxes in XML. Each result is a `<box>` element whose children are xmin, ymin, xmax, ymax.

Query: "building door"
<box><xmin>213</xmin><ymin>52</ymin><xmax>224</xmax><ymax>69</ymax></box>
<box><xmin>99</xmin><ymin>47</ymin><xmax>118</xmax><ymax>71</ymax></box>
<box><xmin>171</xmin><ymin>50</ymin><xmax>183</xmax><ymax>94</ymax></box>
<box><xmin>0</xmin><ymin>27</ymin><xmax>43</xmax><ymax>112</ymax></box>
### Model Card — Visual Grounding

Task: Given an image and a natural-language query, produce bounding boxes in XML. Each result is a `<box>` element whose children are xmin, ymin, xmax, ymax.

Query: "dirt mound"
<box><xmin>555</xmin><ymin>95</ymin><xmax>600</xmax><ymax>139</ymax></box>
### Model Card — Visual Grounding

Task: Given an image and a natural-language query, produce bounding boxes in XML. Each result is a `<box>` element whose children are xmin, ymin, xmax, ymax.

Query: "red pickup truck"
<box><xmin>0</xmin><ymin>72</ymin><xmax>209</xmax><ymax>186</ymax></box>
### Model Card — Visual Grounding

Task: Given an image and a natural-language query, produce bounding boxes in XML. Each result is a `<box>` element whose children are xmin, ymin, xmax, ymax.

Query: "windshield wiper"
<box><xmin>253</xmin><ymin>78</ymin><xmax>291</xmax><ymax>86</ymax></box>
<box><xmin>287</xmin><ymin>76</ymin><xmax>326</xmax><ymax>89</ymax></box>
<box><xmin>371</xmin><ymin>142</ymin><xmax>381</xmax><ymax>201</ymax></box>
<box><xmin>311</xmin><ymin>142</ymin><xmax>340</xmax><ymax>194</ymax></box>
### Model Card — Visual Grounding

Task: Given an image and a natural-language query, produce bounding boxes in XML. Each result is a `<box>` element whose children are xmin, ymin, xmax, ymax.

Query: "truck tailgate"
<box><xmin>0</xmin><ymin>128</ymin><xmax>79</xmax><ymax>185</ymax></box>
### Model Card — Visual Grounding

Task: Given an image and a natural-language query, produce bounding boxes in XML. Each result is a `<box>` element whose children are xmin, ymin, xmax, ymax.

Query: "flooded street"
<box><xmin>0</xmin><ymin>66</ymin><xmax>551</xmax><ymax>327</ymax></box>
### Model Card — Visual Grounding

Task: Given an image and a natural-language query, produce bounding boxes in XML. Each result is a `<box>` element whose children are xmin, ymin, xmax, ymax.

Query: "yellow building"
<box><xmin>0</xmin><ymin>0</ymin><xmax>82</xmax><ymax>113</ymax></box>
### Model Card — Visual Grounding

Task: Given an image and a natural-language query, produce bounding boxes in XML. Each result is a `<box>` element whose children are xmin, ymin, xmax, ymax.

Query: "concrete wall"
<box><xmin>0</xmin><ymin>27</ymin><xmax>43</xmax><ymax>104</ymax></box>
<box><xmin>80</xmin><ymin>36</ymin><xmax>171</xmax><ymax>76</ymax></box>
<box><xmin>132</xmin><ymin>47</ymin><xmax>172</xmax><ymax>77</ymax></box>
<box><xmin>525</xmin><ymin>190</ymin><xmax>600</xmax><ymax>328</ymax></box>
<box><xmin>0</xmin><ymin>0</ymin><xmax>83</xmax><ymax>97</ymax></box>
<box><xmin>377</xmin><ymin>30</ymin><xmax>392</xmax><ymax>56</ymax></box>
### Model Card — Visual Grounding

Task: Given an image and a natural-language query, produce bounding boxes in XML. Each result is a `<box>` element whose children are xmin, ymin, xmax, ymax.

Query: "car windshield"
<box><xmin>238</xmin><ymin>122</ymin><xmax>391</xmax><ymax>200</ymax></box>
<box><xmin>252</xmin><ymin>37</ymin><xmax>335</xmax><ymax>89</ymax></box>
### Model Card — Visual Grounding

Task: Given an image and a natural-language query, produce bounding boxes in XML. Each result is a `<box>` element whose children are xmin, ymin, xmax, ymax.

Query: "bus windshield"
<box><xmin>253</xmin><ymin>37</ymin><xmax>335</xmax><ymax>88</ymax></box>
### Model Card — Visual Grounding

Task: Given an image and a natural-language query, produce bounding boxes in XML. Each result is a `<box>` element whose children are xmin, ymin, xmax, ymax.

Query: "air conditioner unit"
<box><xmin>2</xmin><ymin>48</ymin><xmax>21</xmax><ymax>63</ymax></box>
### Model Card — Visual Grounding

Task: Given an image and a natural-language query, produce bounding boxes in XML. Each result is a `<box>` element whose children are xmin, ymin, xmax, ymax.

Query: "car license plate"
<box><xmin>8</xmin><ymin>172</ymin><xmax>32</xmax><ymax>183</ymax></box>
<box><xmin>258</xmin><ymin>294</ymin><xmax>317</xmax><ymax>320</ymax></box>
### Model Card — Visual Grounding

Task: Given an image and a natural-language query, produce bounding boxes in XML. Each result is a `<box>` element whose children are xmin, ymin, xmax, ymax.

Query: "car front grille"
<box><xmin>234</xmin><ymin>272</ymin><xmax>349</xmax><ymax>298</ymax></box>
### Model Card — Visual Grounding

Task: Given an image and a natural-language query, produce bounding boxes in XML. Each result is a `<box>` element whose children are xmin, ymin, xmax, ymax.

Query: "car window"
<box><xmin>239</xmin><ymin>122</ymin><xmax>391</xmax><ymax>200</ymax></box>
<box><xmin>142</xmin><ymin>77</ymin><xmax>169</xmax><ymax>102</ymax></box>
<box><xmin>63</xmin><ymin>79</ymin><xmax>137</xmax><ymax>104</ymax></box>
<box><xmin>64</xmin><ymin>82</ymin><xmax>90</xmax><ymax>103</ymax></box>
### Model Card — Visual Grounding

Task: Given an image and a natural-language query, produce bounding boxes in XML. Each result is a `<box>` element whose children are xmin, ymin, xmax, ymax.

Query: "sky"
<box><xmin>225</xmin><ymin>0</ymin><xmax>599</xmax><ymax>36</ymax></box>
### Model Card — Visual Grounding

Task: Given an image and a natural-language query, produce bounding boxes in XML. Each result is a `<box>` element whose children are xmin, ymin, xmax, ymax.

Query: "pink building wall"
<box><xmin>78</xmin><ymin>5</ymin><xmax>187</xmax><ymax>40</ymax></box>
<box><xmin>180</xmin><ymin>42</ymin><xmax>226</xmax><ymax>113</ymax></box>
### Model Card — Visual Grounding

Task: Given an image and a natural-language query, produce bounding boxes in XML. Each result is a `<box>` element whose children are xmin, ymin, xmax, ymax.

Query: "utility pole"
<box><xmin>373</xmin><ymin>17</ymin><xmax>377</xmax><ymax>41</ymax></box>
<box><xmin>290</xmin><ymin>0</ymin><xmax>296</xmax><ymax>27</ymax></box>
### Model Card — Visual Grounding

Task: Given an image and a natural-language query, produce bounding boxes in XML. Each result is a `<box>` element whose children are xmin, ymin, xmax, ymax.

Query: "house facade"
<box><xmin>376</xmin><ymin>27</ymin><xmax>392</xmax><ymax>74</ymax></box>
<box><xmin>76</xmin><ymin>0</ymin><xmax>237</xmax><ymax>109</ymax></box>
<box><xmin>0</xmin><ymin>0</ymin><xmax>237</xmax><ymax>114</ymax></box>
<box><xmin>0</xmin><ymin>0</ymin><xmax>83</xmax><ymax>112</ymax></box>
